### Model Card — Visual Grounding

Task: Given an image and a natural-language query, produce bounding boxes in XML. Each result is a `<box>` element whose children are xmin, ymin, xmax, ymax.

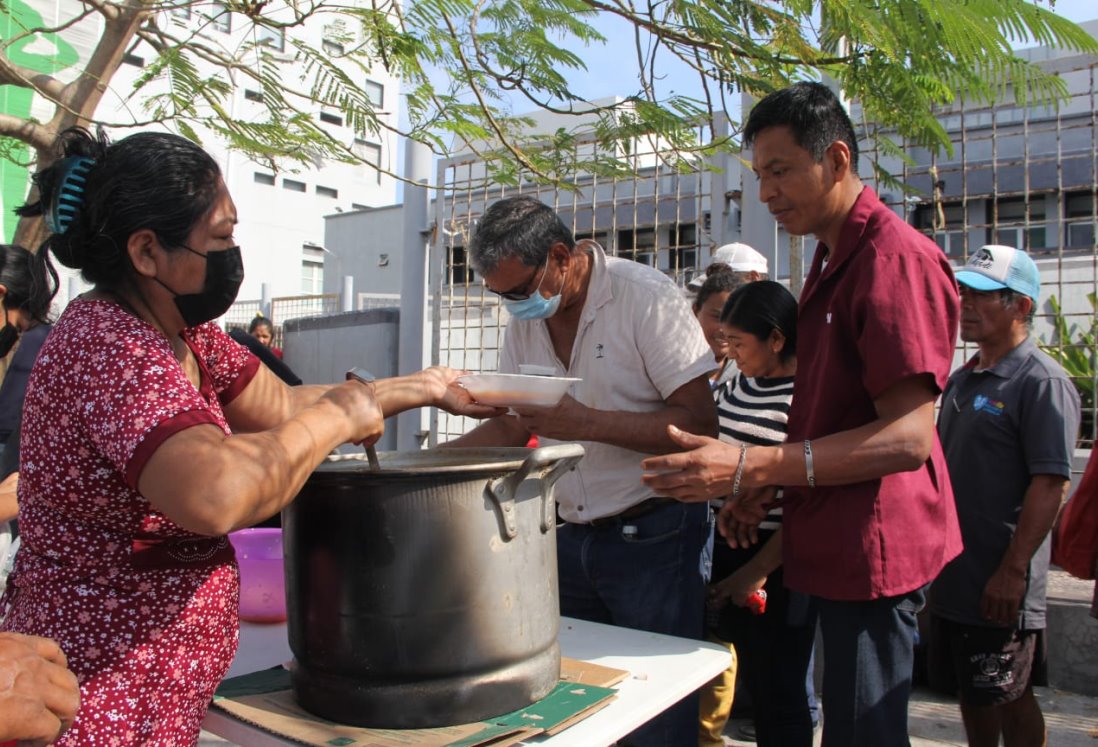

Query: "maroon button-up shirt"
<box><xmin>783</xmin><ymin>187</ymin><xmax>963</xmax><ymax>601</ymax></box>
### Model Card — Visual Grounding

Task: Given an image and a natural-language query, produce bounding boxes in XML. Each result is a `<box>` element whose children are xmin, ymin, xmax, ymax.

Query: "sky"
<box><xmin>558</xmin><ymin>0</ymin><xmax>1098</xmax><ymax>109</ymax></box>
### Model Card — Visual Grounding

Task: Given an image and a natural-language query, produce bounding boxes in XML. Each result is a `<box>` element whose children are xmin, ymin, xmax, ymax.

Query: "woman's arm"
<box><xmin>0</xmin><ymin>472</ymin><xmax>17</xmax><ymax>523</ymax></box>
<box><xmin>223</xmin><ymin>364</ymin><xmax>332</xmax><ymax>433</ymax></box>
<box><xmin>141</xmin><ymin>368</ymin><xmax>501</xmax><ymax>535</ymax></box>
<box><xmin>708</xmin><ymin>528</ymin><xmax>783</xmax><ymax>609</ymax></box>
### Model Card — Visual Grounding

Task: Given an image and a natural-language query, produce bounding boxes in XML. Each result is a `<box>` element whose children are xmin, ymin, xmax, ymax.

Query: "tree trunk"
<box><xmin>11</xmin><ymin>0</ymin><xmax>150</xmax><ymax>250</ymax></box>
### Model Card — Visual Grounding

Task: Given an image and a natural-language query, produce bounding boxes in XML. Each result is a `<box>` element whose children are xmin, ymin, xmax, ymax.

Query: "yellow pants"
<box><xmin>698</xmin><ymin>633</ymin><xmax>738</xmax><ymax>747</ymax></box>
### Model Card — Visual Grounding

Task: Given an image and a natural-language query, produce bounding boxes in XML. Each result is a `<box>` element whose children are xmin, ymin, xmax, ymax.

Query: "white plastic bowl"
<box><xmin>458</xmin><ymin>373</ymin><xmax>581</xmax><ymax>407</ymax></box>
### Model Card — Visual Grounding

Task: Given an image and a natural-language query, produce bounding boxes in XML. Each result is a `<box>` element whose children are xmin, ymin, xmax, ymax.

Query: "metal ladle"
<box><xmin>346</xmin><ymin>367</ymin><xmax>381</xmax><ymax>471</ymax></box>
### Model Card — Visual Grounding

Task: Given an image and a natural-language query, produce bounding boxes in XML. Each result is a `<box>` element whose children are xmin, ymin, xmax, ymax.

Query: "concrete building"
<box><xmin>2</xmin><ymin>0</ymin><xmax>401</xmax><ymax>306</ymax></box>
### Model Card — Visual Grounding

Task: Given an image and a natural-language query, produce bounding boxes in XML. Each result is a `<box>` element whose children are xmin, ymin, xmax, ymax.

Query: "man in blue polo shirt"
<box><xmin>931</xmin><ymin>244</ymin><xmax>1080</xmax><ymax>747</ymax></box>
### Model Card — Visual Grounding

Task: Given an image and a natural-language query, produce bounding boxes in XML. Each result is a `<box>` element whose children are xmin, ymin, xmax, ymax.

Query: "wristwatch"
<box><xmin>345</xmin><ymin>367</ymin><xmax>376</xmax><ymax>387</ymax></box>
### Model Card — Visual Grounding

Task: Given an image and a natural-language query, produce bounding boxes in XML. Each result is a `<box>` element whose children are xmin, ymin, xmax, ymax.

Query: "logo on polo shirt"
<box><xmin>973</xmin><ymin>395</ymin><xmax>1005</xmax><ymax>416</ymax></box>
<box><xmin>826</xmin><ymin>312</ymin><xmax>832</xmax><ymax>324</ymax></box>
<box><xmin>595</xmin><ymin>343</ymin><xmax>605</xmax><ymax>359</ymax></box>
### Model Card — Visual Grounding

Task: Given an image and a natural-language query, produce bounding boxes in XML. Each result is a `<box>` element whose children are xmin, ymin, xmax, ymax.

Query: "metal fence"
<box><xmin>428</xmin><ymin>58</ymin><xmax>1098</xmax><ymax>447</ymax></box>
<box><xmin>226</xmin><ymin>293</ymin><xmax>339</xmax><ymax>349</ymax></box>
<box><xmin>894</xmin><ymin>57</ymin><xmax>1098</xmax><ymax>445</ymax></box>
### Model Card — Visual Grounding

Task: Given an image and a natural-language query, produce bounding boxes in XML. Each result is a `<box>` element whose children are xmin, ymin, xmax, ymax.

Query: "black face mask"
<box><xmin>156</xmin><ymin>245</ymin><xmax>244</xmax><ymax>327</ymax></box>
<box><xmin>0</xmin><ymin>313</ymin><xmax>18</xmax><ymax>358</ymax></box>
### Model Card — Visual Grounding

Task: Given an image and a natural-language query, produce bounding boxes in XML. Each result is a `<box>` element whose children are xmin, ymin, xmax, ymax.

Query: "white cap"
<box><xmin>687</xmin><ymin>243</ymin><xmax>768</xmax><ymax>290</ymax></box>
<box><xmin>714</xmin><ymin>242</ymin><xmax>768</xmax><ymax>273</ymax></box>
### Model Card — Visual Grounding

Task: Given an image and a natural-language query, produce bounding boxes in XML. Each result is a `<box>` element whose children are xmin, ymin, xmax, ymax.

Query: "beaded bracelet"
<box><xmin>731</xmin><ymin>442</ymin><xmax>748</xmax><ymax>496</ymax></box>
<box><xmin>804</xmin><ymin>439</ymin><xmax>816</xmax><ymax>488</ymax></box>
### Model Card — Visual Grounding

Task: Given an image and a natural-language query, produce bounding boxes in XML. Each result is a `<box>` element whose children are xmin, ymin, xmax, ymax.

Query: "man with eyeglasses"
<box><xmin>449</xmin><ymin>196</ymin><xmax>717</xmax><ymax>747</ymax></box>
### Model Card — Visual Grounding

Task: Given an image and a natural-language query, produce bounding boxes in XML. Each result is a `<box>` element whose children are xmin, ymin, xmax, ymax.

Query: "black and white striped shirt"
<box><xmin>715</xmin><ymin>372</ymin><xmax>795</xmax><ymax>530</ymax></box>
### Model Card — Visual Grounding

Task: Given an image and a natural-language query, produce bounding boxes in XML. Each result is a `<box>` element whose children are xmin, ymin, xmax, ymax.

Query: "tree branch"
<box><xmin>0</xmin><ymin>56</ymin><xmax>67</xmax><ymax>100</ymax></box>
<box><xmin>441</xmin><ymin>12</ymin><xmax>550</xmax><ymax>180</ymax></box>
<box><xmin>0</xmin><ymin>114</ymin><xmax>54</xmax><ymax>151</ymax></box>
<box><xmin>36</xmin><ymin>0</ymin><xmax>149</xmax><ymax>138</ymax></box>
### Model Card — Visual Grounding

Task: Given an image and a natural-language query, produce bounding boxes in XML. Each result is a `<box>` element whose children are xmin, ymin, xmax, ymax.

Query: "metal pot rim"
<box><xmin>318</xmin><ymin>447</ymin><xmax>536</xmax><ymax>475</ymax></box>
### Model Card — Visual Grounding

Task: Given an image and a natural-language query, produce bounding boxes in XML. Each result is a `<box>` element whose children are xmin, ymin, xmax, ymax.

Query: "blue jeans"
<box><xmin>814</xmin><ymin>586</ymin><xmax>926</xmax><ymax>747</ymax></box>
<box><xmin>557</xmin><ymin>501</ymin><xmax>709</xmax><ymax>747</ymax></box>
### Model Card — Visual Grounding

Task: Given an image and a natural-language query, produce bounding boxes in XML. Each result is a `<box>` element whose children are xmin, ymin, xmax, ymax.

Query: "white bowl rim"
<box><xmin>458</xmin><ymin>373</ymin><xmax>582</xmax><ymax>383</ymax></box>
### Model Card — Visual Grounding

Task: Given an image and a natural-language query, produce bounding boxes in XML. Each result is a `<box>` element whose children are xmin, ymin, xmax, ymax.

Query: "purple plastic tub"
<box><xmin>229</xmin><ymin>528</ymin><xmax>287</xmax><ymax>624</ymax></box>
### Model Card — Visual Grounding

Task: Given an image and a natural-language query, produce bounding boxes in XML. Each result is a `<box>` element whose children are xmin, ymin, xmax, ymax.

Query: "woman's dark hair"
<box><xmin>693</xmin><ymin>263</ymin><xmax>747</xmax><ymax>312</ymax></box>
<box><xmin>743</xmin><ymin>81</ymin><xmax>860</xmax><ymax>171</ymax></box>
<box><xmin>248</xmin><ymin>315</ymin><xmax>274</xmax><ymax>335</ymax></box>
<box><xmin>0</xmin><ymin>244</ymin><xmax>57</xmax><ymax>325</ymax></box>
<box><xmin>16</xmin><ymin>127</ymin><xmax>222</xmax><ymax>289</ymax></box>
<box><xmin>720</xmin><ymin>280</ymin><xmax>799</xmax><ymax>362</ymax></box>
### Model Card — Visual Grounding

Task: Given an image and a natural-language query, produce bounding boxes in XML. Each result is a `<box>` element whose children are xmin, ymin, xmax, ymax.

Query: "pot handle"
<box><xmin>487</xmin><ymin>443</ymin><xmax>585</xmax><ymax>540</ymax></box>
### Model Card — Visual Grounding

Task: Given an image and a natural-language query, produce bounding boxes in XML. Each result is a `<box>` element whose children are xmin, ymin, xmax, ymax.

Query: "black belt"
<box><xmin>583</xmin><ymin>497</ymin><xmax>675</xmax><ymax>528</ymax></box>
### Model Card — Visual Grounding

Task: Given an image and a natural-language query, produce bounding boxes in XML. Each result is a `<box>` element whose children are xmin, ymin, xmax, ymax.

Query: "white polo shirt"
<box><xmin>500</xmin><ymin>241</ymin><xmax>713</xmax><ymax>522</ymax></box>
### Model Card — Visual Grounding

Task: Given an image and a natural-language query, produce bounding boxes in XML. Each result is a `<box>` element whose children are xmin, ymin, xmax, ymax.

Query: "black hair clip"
<box><xmin>45</xmin><ymin>156</ymin><xmax>95</xmax><ymax>235</ymax></box>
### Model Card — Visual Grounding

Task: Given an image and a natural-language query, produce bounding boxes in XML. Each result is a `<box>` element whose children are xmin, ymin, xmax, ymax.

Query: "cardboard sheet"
<box><xmin>211</xmin><ymin>657</ymin><xmax>625</xmax><ymax>747</ymax></box>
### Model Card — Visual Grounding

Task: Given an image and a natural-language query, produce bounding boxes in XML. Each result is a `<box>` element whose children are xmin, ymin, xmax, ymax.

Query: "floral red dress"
<box><xmin>0</xmin><ymin>298</ymin><xmax>259</xmax><ymax>746</ymax></box>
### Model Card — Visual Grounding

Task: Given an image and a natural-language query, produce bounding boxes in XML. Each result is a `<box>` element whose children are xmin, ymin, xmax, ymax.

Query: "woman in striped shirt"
<box><xmin>708</xmin><ymin>280</ymin><xmax>816</xmax><ymax>747</ymax></box>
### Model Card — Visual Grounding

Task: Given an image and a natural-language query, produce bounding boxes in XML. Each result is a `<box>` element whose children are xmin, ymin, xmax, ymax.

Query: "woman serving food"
<box><xmin>0</xmin><ymin>127</ymin><xmax>500</xmax><ymax>746</ymax></box>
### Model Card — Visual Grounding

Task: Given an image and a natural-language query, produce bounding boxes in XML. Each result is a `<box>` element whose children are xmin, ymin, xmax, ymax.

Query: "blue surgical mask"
<box><xmin>504</xmin><ymin>266</ymin><xmax>567</xmax><ymax>320</ymax></box>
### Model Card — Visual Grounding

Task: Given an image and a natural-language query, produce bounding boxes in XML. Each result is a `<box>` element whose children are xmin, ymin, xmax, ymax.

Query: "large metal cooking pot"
<box><xmin>284</xmin><ymin>444</ymin><xmax>585</xmax><ymax>728</ymax></box>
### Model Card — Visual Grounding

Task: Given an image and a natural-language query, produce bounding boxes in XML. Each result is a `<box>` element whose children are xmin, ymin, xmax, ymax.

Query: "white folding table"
<box><xmin>201</xmin><ymin>616</ymin><xmax>731</xmax><ymax>746</ymax></box>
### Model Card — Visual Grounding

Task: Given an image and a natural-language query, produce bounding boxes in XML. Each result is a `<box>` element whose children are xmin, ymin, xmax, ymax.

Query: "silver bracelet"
<box><xmin>804</xmin><ymin>439</ymin><xmax>816</xmax><ymax>488</ymax></box>
<box><xmin>731</xmin><ymin>442</ymin><xmax>748</xmax><ymax>496</ymax></box>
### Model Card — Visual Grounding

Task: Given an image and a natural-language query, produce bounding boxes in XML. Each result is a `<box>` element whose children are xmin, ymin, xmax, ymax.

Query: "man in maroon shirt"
<box><xmin>642</xmin><ymin>82</ymin><xmax>962</xmax><ymax>746</ymax></box>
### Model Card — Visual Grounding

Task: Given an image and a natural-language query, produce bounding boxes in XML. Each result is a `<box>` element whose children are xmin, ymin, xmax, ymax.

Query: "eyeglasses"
<box><xmin>488</xmin><ymin>262</ymin><xmax>547</xmax><ymax>301</ymax></box>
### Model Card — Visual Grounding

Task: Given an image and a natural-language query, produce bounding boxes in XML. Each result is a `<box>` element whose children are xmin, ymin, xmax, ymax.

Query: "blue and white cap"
<box><xmin>955</xmin><ymin>244</ymin><xmax>1040</xmax><ymax>301</ymax></box>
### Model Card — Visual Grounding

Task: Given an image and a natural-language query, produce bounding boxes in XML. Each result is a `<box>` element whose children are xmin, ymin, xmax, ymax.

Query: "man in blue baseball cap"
<box><xmin>930</xmin><ymin>244</ymin><xmax>1080</xmax><ymax>746</ymax></box>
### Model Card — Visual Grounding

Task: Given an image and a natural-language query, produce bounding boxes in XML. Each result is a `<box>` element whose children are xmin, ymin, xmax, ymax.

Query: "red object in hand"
<box><xmin>746</xmin><ymin>589</ymin><xmax>767</xmax><ymax>615</ymax></box>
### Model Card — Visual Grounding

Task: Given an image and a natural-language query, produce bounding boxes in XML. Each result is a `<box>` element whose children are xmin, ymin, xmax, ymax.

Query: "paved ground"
<box><xmin>719</xmin><ymin>685</ymin><xmax>1098</xmax><ymax>746</ymax></box>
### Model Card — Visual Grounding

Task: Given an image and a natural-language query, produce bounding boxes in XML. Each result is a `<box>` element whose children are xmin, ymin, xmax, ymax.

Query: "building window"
<box><xmin>448</xmin><ymin>246</ymin><xmax>475</xmax><ymax>285</ymax></box>
<box><xmin>283</xmin><ymin>179</ymin><xmax>307</xmax><ymax>193</ymax></box>
<box><xmin>244</xmin><ymin>89</ymin><xmax>263</xmax><ymax>102</ymax></box>
<box><xmin>575</xmin><ymin>231</ymin><xmax>608</xmax><ymax>247</ymax></box>
<box><xmin>617</xmin><ymin>228</ymin><xmax>656</xmax><ymax>266</ymax></box>
<box><xmin>913</xmin><ymin>202</ymin><xmax>966</xmax><ymax>257</ymax></box>
<box><xmin>302</xmin><ymin>262</ymin><xmax>324</xmax><ymax>294</ymax></box>
<box><xmin>316</xmin><ymin>185</ymin><xmax>338</xmax><ymax>199</ymax></box>
<box><xmin>323</xmin><ymin>39</ymin><xmax>344</xmax><ymax>56</ymax></box>
<box><xmin>1065</xmin><ymin>192</ymin><xmax>1097</xmax><ymax>250</ymax></box>
<box><xmin>354</xmin><ymin>139</ymin><xmax>383</xmax><ymax>184</ymax></box>
<box><xmin>257</xmin><ymin>25</ymin><xmax>285</xmax><ymax>52</ymax></box>
<box><xmin>668</xmin><ymin>223</ymin><xmax>698</xmax><ymax>273</ymax></box>
<box><xmin>122</xmin><ymin>52</ymin><xmax>145</xmax><ymax>67</ymax></box>
<box><xmin>320</xmin><ymin>110</ymin><xmax>343</xmax><ymax>126</ymax></box>
<box><xmin>302</xmin><ymin>245</ymin><xmax>325</xmax><ymax>294</ymax></box>
<box><xmin>254</xmin><ymin>172</ymin><xmax>275</xmax><ymax>185</ymax></box>
<box><xmin>989</xmin><ymin>198</ymin><xmax>1047</xmax><ymax>252</ymax></box>
<box><xmin>171</xmin><ymin>2</ymin><xmax>191</xmax><ymax>20</ymax></box>
<box><xmin>210</xmin><ymin>3</ymin><xmax>231</xmax><ymax>32</ymax></box>
<box><xmin>364</xmin><ymin>80</ymin><xmax>384</xmax><ymax>108</ymax></box>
